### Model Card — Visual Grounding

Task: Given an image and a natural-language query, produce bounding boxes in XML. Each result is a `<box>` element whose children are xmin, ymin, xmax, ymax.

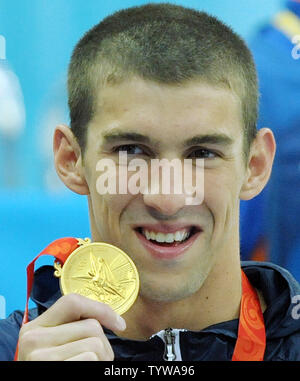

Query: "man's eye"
<box><xmin>188</xmin><ymin>148</ymin><xmax>217</xmax><ymax>159</ymax></box>
<box><xmin>113</xmin><ymin>144</ymin><xmax>145</xmax><ymax>155</ymax></box>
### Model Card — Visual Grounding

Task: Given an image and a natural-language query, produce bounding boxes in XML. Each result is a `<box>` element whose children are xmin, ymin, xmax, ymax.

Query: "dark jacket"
<box><xmin>1</xmin><ymin>261</ymin><xmax>300</xmax><ymax>361</ymax></box>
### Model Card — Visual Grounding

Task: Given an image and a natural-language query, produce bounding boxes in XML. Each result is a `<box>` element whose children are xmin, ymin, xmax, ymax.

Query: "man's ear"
<box><xmin>240</xmin><ymin>128</ymin><xmax>276</xmax><ymax>200</ymax></box>
<box><xmin>53</xmin><ymin>124</ymin><xmax>89</xmax><ymax>195</ymax></box>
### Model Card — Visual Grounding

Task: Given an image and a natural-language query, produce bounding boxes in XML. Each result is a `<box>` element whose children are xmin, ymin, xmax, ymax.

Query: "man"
<box><xmin>1</xmin><ymin>3</ymin><xmax>299</xmax><ymax>361</ymax></box>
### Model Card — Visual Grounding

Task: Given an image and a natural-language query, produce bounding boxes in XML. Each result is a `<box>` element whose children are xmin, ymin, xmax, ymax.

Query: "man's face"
<box><xmin>82</xmin><ymin>77</ymin><xmax>247</xmax><ymax>302</ymax></box>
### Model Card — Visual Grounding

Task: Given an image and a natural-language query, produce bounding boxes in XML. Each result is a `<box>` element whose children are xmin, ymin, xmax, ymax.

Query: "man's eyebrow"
<box><xmin>101</xmin><ymin>130</ymin><xmax>159</xmax><ymax>146</ymax></box>
<box><xmin>182</xmin><ymin>133</ymin><xmax>234</xmax><ymax>148</ymax></box>
<box><xmin>100</xmin><ymin>130</ymin><xmax>234</xmax><ymax>149</ymax></box>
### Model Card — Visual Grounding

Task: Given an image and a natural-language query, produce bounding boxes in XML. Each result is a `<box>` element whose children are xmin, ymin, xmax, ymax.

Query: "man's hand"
<box><xmin>17</xmin><ymin>293</ymin><xmax>126</xmax><ymax>361</ymax></box>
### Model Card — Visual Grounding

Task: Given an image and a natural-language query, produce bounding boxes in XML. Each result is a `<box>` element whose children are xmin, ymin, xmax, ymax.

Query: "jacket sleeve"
<box><xmin>0</xmin><ymin>308</ymin><xmax>38</xmax><ymax>361</ymax></box>
<box><xmin>0</xmin><ymin>310</ymin><xmax>23</xmax><ymax>361</ymax></box>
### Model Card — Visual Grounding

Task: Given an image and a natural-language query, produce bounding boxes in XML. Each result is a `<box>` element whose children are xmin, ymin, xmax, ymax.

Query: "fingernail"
<box><xmin>116</xmin><ymin>315</ymin><xmax>126</xmax><ymax>331</ymax></box>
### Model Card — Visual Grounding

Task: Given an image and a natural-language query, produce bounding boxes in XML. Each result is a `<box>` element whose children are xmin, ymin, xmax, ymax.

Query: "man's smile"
<box><xmin>133</xmin><ymin>223</ymin><xmax>202</xmax><ymax>260</ymax></box>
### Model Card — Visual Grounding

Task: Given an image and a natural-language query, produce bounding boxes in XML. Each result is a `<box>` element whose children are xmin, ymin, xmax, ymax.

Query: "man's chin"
<box><xmin>138</xmin><ymin>271</ymin><xmax>207</xmax><ymax>303</ymax></box>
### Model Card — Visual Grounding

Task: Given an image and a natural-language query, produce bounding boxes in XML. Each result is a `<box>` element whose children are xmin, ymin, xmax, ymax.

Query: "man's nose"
<box><xmin>141</xmin><ymin>158</ymin><xmax>191</xmax><ymax>216</ymax></box>
<box><xmin>143</xmin><ymin>191</ymin><xmax>187</xmax><ymax>217</ymax></box>
<box><xmin>143</xmin><ymin>170</ymin><xmax>186</xmax><ymax>216</ymax></box>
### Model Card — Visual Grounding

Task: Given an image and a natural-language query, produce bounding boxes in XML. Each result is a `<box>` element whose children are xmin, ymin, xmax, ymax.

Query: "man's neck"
<box><xmin>119</xmin><ymin>252</ymin><xmax>242</xmax><ymax>340</ymax></box>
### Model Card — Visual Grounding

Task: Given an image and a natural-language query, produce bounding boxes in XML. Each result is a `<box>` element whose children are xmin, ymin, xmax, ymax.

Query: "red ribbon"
<box><xmin>14</xmin><ymin>237</ymin><xmax>79</xmax><ymax>360</ymax></box>
<box><xmin>232</xmin><ymin>270</ymin><xmax>266</xmax><ymax>360</ymax></box>
<box><xmin>14</xmin><ymin>237</ymin><xmax>266</xmax><ymax>361</ymax></box>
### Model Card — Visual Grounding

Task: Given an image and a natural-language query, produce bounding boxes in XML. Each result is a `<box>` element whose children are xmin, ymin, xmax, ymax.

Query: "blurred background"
<box><xmin>0</xmin><ymin>0</ymin><xmax>299</xmax><ymax>317</ymax></box>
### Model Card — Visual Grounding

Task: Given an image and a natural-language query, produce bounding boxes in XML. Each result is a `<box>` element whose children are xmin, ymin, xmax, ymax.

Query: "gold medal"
<box><xmin>54</xmin><ymin>239</ymin><xmax>139</xmax><ymax>315</ymax></box>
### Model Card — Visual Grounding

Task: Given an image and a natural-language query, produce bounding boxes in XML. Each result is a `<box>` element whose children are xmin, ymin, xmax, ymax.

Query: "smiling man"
<box><xmin>1</xmin><ymin>3</ymin><xmax>300</xmax><ymax>361</ymax></box>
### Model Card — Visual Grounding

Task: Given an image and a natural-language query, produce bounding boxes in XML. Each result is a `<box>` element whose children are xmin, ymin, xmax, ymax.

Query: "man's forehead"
<box><xmin>96</xmin><ymin>76</ymin><xmax>240</xmax><ymax>109</ymax></box>
<box><xmin>93</xmin><ymin>78</ymin><xmax>242</xmax><ymax>125</ymax></box>
<box><xmin>87</xmin><ymin>77</ymin><xmax>243</xmax><ymax>149</ymax></box>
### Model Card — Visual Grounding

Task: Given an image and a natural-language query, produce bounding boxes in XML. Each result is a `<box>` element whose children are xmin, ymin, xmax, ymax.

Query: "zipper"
<box><xmin>152</xmin><ymin>327</ymin><xmax>186</xmax><ymax>361</ymax></box>
<box><xmin>164</xmin><ymin>328</ymin><xmax>177</xmax><ymax>361</ymax></box>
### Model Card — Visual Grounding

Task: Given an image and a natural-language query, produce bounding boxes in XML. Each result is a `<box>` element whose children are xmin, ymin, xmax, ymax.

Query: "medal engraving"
<box><xmin>54</xmin><ymin>240</ymin><xmax>139</xmax><ymax>315</ymax></box>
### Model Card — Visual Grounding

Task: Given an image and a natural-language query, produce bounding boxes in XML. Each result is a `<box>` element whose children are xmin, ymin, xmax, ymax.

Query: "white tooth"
<box><xmin>174</xmin><ymin>231</ymin><xmax>183</xmax><ymax>241</ymax></box>
<box><xmin>156</xmin><ymin>232</ymin><xmax>165</xmax><ymax>242</ymax></box>
<box><xmin>165</xmin><ymin>233</ymin><xmax>175</xmax><ymax>243</ymax></box>
<box><xmin>144</xmin><ymin>230</ymin><xmax>151</xmax><ymax>240</ymax></box>
<box><xmin>183</xmin><ymin>231</ymin><xmax>190</xmax><ymax>240</ymax></box>
<box><xmin>150</xmin><ymin>231</ymin><xmax>156</xmax><ymax>240</ymax></box>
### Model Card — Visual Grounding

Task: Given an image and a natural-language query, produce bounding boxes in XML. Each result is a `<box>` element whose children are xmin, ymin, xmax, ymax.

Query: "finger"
<box><xmin>20</xmin><ymin>318</ymin><xmax>106</xmax><ymax>349</ymax></box>
<box><xmin>26</xmin><ymin>336</ymin><xmax>114</xmax><ymax>361</ymax></box>
<box><xmin>65</xmin><ymin>352</ymin><xmax>99</xmax><ymax>361</ymax></box>
<box><xmin>24</xmin><ymin>293</ymin><xmax>126</xmax><ymax>332</ymax></box>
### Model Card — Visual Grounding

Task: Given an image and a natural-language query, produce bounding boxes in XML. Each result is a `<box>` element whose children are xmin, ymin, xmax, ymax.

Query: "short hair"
<box><xmin>68</xmin><ymin>2</ymin><xmax>258</xmax><ymax>158</ymax></box>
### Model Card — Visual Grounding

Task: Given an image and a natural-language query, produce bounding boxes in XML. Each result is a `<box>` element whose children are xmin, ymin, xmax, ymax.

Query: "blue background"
<box><xmin>0</xmin><ymin>0</ymin><xmax>294</xmax><ymax>317</ymax></box>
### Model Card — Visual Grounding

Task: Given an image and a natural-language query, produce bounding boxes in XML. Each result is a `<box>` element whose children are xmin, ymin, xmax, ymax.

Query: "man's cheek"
<box><xmin>94</xmin><ymin>161</ymin><xmax>137</xmax><ymax>199</ymax></box>
<box><xmin>203</xmin><ymin>182</ymin><xmax>233</xmax><ymax>231</ymax></box>
<box><xmin>102</xmin><ymin>193</ymin><xmax>135</xmax><ymax>214</ymax></box>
